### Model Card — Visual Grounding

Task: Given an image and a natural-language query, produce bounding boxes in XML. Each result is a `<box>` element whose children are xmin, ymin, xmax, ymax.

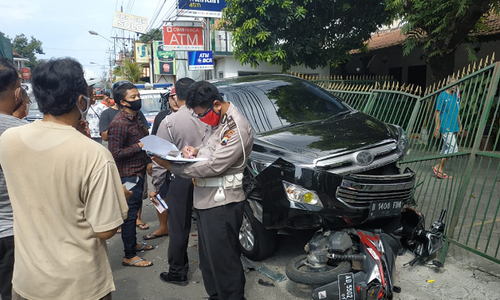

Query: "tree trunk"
<box><xmin>427</xmin><ymin>48</ymin><xmax>457</xmax><ymax>84</ymax></box>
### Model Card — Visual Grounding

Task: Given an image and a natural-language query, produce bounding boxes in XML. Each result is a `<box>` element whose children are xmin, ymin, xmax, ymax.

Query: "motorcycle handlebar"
<box><xmin>438</xmin><ymin>210</ymin><xmax>447</xmax><ymax>223</ymax></box>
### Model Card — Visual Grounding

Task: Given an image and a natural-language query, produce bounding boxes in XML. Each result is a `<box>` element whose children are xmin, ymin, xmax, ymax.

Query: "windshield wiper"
<box><xmin>326</xmin><ymin>110</ymin><xmax>350</xmax><ymax>120</ymax></box>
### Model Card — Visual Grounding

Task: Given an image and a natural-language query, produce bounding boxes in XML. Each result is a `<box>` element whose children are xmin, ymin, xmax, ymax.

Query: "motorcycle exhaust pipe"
<box><xmin>329</xmin><ymin>253</ymin><xmax>366</xmax><ymax>261</ymax></box>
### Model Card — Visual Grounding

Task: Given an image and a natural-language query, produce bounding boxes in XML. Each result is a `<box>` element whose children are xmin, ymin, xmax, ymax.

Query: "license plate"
<box><xmin>368</xmin><ymin>200</ymin><xmax>402</xmax><ymax>218</ymax></box>
<box><xmin>338</xmin><ymin>273</ymin><xmax>355</xmax><ymax>300</ymax></box>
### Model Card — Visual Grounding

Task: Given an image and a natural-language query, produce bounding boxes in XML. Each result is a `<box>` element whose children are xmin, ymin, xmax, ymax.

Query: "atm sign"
<box><xmin>162</xmin><ymin>26</ymin><xmax>204</xmax><ymax>50</ymax></box>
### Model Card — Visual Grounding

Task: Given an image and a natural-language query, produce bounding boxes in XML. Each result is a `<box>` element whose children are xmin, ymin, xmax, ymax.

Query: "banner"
<box><xmin>20</xmin><ymin>67</ymin><xmax>31</xmax><ymax>80</ymax></box>
<box><xmin>188</xmin><ymin>51</ymin><xmax>214</xmax><ymax>70</ymax></box>
<box><xmin>134</xmin><ymin>42</ymin><xmax>151</xmax><ymax>64</ymax></box>
<box><xmin>162</xmin><ymin>25</ymin><xmax>204</xmax><ymax>50</ymax></box>
<box><xmin>113</xmin><ymin>12</ymin><xmax>148</xmax><ymax>34</ymax></box>
<box><xmin>153</xmin><ymin>41</ymin><xmax>176</xmax><ymax>75</ymax></box>
<box><xmin>178</xmin><ymin>0</ymin><xmax>226</xmax><ymax>18</ymax></box>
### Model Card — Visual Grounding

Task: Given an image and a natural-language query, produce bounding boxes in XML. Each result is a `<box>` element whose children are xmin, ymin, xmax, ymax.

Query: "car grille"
<box><xmin>336</xmin><ymin>169</ymin><xmax>415</xmax><ymax>209</ymax></box>
<box><xmin>314</xmin><ymin>140</ymin><xmax>401</xmax><ymax>175</ymax></box>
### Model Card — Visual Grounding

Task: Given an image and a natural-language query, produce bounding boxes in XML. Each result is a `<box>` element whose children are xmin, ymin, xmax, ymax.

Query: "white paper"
<box><xmin>152</xmin><ymin>194</ymin><xmax>168</xmax><ymax>213</ymax></box>
<box><xmin>123</xmin><ymin>181</ymin><xmax>137</xmax><ymax>191</ymax></box>
<box><xmin>140</xmin><ymin>135</ymin><xmax>208</xmax><ymax>163</ymax></box>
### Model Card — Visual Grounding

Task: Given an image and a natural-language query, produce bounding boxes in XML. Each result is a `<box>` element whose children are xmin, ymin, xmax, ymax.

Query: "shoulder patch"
<box><xmin>221</xmin><ymin>129</ymin><xmax>235</xmax><ymax>146</ymax></box>
<box><xmin>227</xmin><ymin>116</ymin><xmax>237</xmax><ymax>130</ymax></box>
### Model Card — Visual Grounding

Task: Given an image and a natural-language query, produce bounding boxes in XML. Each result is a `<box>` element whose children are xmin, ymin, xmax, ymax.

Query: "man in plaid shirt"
<box><xmin>108</xmin><ymin>81</ymin><xmax>155</xmax><ymax>267</ymax></box>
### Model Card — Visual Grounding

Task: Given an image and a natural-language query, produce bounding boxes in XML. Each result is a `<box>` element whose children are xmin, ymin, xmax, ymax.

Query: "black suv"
<box><xmin>212</xmin><ymin>75</ymin><xmax>415</xmax><ymax>260</ymax></box>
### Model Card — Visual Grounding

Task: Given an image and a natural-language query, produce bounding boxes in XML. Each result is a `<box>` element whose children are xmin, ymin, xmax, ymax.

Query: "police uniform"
<box><xmin>153</xmin><ymin>105</ymin><xmax>206</xmax><ymax>279</ymax></box>
<box><xmin>170</xmin><ymin>103</ymin><xmax>253</xmax><ymax>300</ymax></box>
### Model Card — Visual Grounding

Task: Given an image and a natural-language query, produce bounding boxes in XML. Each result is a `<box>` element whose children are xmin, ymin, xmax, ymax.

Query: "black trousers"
<box><xmin>166</xmin><ymin>177</ymin><xmax>194</xmax><ymax>277</ymax></box>
<box><xmin>0</xmin><ymin>235</ymin><xmax>14</xmax><ymax>300</ymax></box>
<box><xmin>196</xmin><ymin>201</ymin><xmax>246</xmax><ymax>300</ymax></box>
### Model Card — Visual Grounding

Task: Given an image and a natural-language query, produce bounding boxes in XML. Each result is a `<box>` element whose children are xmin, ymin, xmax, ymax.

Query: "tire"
<box><xmin>285</xmin><ymin>254</ymin><xmax>352</xmax><ymax>285</ymax></box>
<box><xmin>239</xmin><ymin>202</ymin><xmax>277</xmax><ymax>261</ymax></box>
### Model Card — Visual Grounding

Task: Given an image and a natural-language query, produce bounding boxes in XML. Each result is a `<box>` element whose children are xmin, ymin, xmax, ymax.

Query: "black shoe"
<box><xmin>159</xmin><ymin>272</ymin><xmax>188</xmax><ymax>286</ymax></box>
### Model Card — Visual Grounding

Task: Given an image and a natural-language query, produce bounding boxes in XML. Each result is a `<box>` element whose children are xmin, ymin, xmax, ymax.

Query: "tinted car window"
<box><xmin>216</xmin><ymin>75</ymin><xmax>348</xmax><ymax>133</ymax></box>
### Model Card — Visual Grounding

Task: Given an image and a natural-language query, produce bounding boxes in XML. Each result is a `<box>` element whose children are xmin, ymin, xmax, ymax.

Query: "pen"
<box><xmin>186</xmin><ymin>142</ymin><xmax>193</xmax><ymax>159</ymax></box>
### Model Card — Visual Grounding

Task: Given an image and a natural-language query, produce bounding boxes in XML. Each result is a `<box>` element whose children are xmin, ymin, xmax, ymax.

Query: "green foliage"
<box><xmin>139</xmin><ymin>28</ymin><xmax>162</xmax><ymax>43</ymax></box>
<box><xmin>113</xmin><ymin>59</ymin><xmax>143</xmax><ymax>83</ymax></box>
<box><xmin>222</xmin><ymin>0</ymin><xmax>394</xmax><ymax>71</ymax></box>
<box><xmin>386</xmin><ymin>0</ymin><xmax>500</xmax><ymax>81</ymax></box>
<box><xmin>0</xmin><ymin>32</ymin><xmax>44</xmax><ymax>68</ymax></box>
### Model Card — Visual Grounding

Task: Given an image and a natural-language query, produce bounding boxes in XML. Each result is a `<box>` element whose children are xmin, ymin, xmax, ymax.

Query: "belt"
<box><xmin>194</xmin><ymin>173</ymin><xmax>244</xmax><ymax>189</ymax></box>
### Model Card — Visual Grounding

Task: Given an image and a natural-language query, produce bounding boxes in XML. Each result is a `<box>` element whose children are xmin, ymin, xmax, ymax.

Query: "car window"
<box><xmin>140</xmin><ymin>92</ymin><xmax>162</xmax><ymax>114</ymax></box>
<box><xmin>218</xmin><ymin>77</ymin><xmax>349</xmax><ymax>133</ymax></box>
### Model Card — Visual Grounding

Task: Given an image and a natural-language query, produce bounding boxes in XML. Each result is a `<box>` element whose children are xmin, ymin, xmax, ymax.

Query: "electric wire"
<box><xmin>148</xmin><ymin>0</ymin><xmax>168</xmax><ymax>31</ymax></box>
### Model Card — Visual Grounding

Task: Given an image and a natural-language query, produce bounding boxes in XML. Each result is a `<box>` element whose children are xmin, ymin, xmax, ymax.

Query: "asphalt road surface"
<box><xmin>106</xmin><ymin>199</ymin><xmax>500</xmax><ymax>300</ymax></box>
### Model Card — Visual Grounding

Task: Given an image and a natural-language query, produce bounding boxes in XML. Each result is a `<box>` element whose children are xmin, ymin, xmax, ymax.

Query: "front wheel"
<box><xmin>239</xmin><ymin>202</ymin><xmax>277</xmax><ymax>261</ymax></box>
<box><xmin>285</xmin><ymin>254</ymin><xmax>352</xmax><ymax>285</ymax></box>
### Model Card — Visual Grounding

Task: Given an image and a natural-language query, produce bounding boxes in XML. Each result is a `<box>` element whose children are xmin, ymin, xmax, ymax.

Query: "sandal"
<box><xmin>143</xmin><ymin>232</ymin><xmax>169</xmax><ymax>240</ymax></box>
<box><xmin>136</xmin><ymin>242</ymin><xmax>155</xmax><ymax>252</ymax></box>
<box><xmin>136</xmin><ymin>222</ymin><xmax>149</xmax><ymax>230</ymax></box>
<box><xmin>432</xmin><ymin>166</ymin><xmax>453</xmax><ymax>179</ymax></box>
<box><xmin>122</xmin><ymin>257</ymin><xmax>153</xmax><ymax>268</ymax></box>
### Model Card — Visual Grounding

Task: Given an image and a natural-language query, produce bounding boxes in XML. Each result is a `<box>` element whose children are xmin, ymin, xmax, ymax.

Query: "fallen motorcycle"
<box><xmin>285</xmin><ymin>209</ymin><xmax>447</xmax><ymax>300</ymax></box>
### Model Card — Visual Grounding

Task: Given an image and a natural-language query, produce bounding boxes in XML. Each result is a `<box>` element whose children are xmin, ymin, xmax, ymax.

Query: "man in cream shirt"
<box><xmin>0</xmin><ymin>58</ymin><xmax>128</xmax><ymax>300</ymax></box>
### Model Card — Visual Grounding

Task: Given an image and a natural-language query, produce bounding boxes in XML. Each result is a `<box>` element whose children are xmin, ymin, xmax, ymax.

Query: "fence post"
<box><xmin>362</xmin><ymin>91</ymin><xmax>378</xmax><ymax>114</ymax></box>
<box><xmin>404</xmin><ymin>94</ymin><xmax>422</xmax><ymax>133</ymax></box>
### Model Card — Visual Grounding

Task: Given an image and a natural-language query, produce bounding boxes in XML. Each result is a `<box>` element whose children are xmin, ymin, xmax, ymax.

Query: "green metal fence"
<box><xmin>310</xmin><ymin>59</ymin><xmax>500</xmax><ymax>265</ymax></box>
<box><xmin>402</xmin><ymin>61</ymin><xmax>500</xmax><ymax>264</ymax></box>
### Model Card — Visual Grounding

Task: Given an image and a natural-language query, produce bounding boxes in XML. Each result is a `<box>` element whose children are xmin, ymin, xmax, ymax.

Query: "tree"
<box><xmin>221</xmin><ymin>0</ymin><xmax>395</xmax><ymax>71</ymax></box>
<box><xmin>139</xmin><ymin>28</ymin><xmax>162</xmax><ymax>43</ymax></box>
<box><xmin>113</xmin><ymin>58</ymin><xmax>143</xmax><ymax>83</ymax></box>
<box><xmin>11</xmin><ymin>33</ymin><xmax>44</xmax><ymax>68</ymax></box>
<box><xmin>386</xmin><ymin>0</ymin><xmax>500</xmax><ymax>82</ymax></box>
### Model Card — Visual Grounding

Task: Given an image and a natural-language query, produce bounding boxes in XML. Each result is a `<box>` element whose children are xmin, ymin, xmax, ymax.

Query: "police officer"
<box><xmin>152</xmin><ymin>81</ymin><xmax>253</xmax><ymax>300</ymax></box>
<box><xmin>151</xmin><ymin>78</ymin><xmax>206</xmax><ymax>286</ymax></box>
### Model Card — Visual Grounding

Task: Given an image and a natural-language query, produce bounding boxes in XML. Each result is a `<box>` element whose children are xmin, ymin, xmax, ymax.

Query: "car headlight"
<box><xmin>282</xmin><ymin>181</ymin><xmax>322</xmax><ymax>206</ymax></box>
<box><xmin>394</xmin><ymin>125</ymin><xmax>409</xmax><ymax>156</ymax></box>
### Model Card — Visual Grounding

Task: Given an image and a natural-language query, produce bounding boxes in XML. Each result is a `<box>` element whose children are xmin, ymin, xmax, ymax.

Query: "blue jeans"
<box><xmin>121</xmin><ymin>175</ymin><xmax>145</xmax><ymax>259</ymax></box>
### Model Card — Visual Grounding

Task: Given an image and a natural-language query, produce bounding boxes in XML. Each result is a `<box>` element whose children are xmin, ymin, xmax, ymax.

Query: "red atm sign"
<box><xmin>162</xmin><ymin>26</ymin><xmax>204</xmax><ymax>50</ymax></box>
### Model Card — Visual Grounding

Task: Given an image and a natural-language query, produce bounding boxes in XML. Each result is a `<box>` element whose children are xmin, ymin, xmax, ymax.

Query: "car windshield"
<box><xmin>140</xmin><ymin>92</ymin><xmax>162</xmax><ymax>114</ymax></box>
<box><xmin>215</xmin><ymin>75</ymin><xmax>349</xmax><ymax>134</ymax></box>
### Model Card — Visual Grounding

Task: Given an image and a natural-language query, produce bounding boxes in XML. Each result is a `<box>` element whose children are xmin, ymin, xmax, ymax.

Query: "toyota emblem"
<box><xmin>356</xmin><ymin>150</ymin><xmax>374</xmax><ymax>166</ymax></box>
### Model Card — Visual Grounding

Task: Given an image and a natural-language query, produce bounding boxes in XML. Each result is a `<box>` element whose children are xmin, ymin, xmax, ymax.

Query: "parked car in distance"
<box><xmin>139</xmin><ymin>89</ymin><xmax>171</xmax><ymax>133</ymax></box>
<box><xmin>25</xmin><ymin>88</ymin><xmax>171</xmax><ymax>132</ymax></box>
<box><xmin>211</xmin><ymin>75</ymin><xmax>415</xmax><ymax>261</ymax></box>
<box><xmin>26</xmin><ymin>96</ymin><xmax>43</xmax><ymax>122</ymax></box>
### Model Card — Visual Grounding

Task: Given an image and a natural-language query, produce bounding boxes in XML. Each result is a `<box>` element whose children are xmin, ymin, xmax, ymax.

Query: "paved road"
<box><xmin>107</xmin><ymin>199</ymin><xmax>500</xmax><ymax>300</ymax></box>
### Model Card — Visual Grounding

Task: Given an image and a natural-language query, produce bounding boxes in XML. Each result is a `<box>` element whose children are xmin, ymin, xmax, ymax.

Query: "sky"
<box><xmin>0</xmin><ymin>0</ymin><xmax>177</xmax><ymax>79</ymax></box>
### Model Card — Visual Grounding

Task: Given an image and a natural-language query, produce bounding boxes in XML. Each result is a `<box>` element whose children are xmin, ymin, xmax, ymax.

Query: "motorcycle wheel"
<box><xmin>285</xmin><ymin>254</ymin><xmax>352</xmax><ymax>285</ymax></box>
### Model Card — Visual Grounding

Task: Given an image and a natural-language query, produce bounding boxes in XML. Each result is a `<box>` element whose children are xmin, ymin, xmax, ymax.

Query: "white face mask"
<box><xmin>78</xmin><ymin>95</ymin><xmax>91</xmax><ymax>121</ymax></box>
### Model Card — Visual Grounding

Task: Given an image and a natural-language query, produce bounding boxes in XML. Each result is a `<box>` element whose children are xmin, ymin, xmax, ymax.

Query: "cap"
<box><xmin>170</xmin><ymin>87</ymin><xmax>176</xmax><ymax>95</ymax></box>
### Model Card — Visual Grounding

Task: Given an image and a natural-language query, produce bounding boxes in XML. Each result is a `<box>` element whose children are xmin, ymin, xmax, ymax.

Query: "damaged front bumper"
<box><xmin>252</xmin><ymin>158</ymin><xmax>416</xmax><ymax>231</ymax></box>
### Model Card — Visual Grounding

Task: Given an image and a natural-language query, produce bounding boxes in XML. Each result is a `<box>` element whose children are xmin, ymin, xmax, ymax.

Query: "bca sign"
<box><xmin>188</xmin><ymin>51</ymin><xmax>214</xmax><ymax>70</ymax></box>
<box><xmin>162</xmin><ymin>26</ymin><xmax>203</xmax><ymax>51</ymax></box>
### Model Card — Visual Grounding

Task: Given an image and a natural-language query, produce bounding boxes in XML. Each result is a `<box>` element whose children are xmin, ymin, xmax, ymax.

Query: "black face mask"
<box><xmin>124</xmin><ymin>99</ymin><xmax>142</xmax><ymax>111</ymax></box>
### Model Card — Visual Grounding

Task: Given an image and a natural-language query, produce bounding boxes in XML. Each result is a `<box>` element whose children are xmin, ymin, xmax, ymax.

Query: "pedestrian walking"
<box><xmin>433</xmin><ymin>76</ymin><xmax>463</xmax><ymax>179</ymax></box>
